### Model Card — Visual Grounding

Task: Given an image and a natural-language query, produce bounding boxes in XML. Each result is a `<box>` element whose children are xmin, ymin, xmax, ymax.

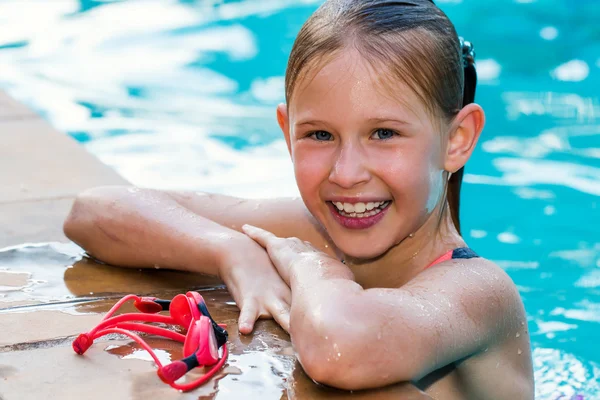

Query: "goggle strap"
<box><xmin>109</xmin><ymin>322</ymin><xmax>186</xmax><ymax>343</ymax></box>
<box><xmin>94</xmin><ymin>326</ymin><xmax>229</xmax><ymax>392</ymax></box>
<box><xmin>89</xmin><ymin>313</ymin><xmax>177</xmax><ymax>337</ymax></box>
<box><xmin>168</xmin><ymin>344</ymin><xmax>229</xmax><ymax>391</ymax></box>
<box><xmin>101</xmin><ymin>294</ymin><xmax>141</xmax><ymax>321</ymax></box>
<box><xmin>154</xmin><ymin>299</ymin><xmax>171</xmax><ymax>311</ymax></box>
<box><xmin>74</xmin><ymin>293</ymin><xmax>229</xmax><ymax>392</ymax></box>
<box><xmin>182</xmin><ymin>353</ymin><xmax>200</xmax><ymax>370</ymax></box>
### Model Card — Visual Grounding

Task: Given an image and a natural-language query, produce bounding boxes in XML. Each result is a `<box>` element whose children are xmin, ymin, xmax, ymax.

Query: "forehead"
<box><xmin>289</xmin><ymin>48</ymin><xmax>429</xmax><ymax>126</ymax></box>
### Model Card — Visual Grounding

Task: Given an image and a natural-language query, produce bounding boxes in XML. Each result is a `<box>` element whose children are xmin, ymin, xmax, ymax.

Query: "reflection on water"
<box><xmin>0</xmin><ymin>242</ymin><xmax>222</xmax><ymax>309</ymax></box>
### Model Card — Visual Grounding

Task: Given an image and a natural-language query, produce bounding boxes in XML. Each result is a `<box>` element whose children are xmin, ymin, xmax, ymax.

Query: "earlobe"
<box><xmin>444</xmin><ymin>103</ymin><xmax>485</xmax><ymax>173</ymax></box>
<box><xmin>277</xmin><ymin>103</ymin><xmax>292</xmax><ymax>157</ymax></box>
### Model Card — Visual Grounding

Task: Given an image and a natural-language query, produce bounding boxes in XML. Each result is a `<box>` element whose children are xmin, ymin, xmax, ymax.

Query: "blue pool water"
<box><xmin>0</xmin><ymin>0</ymin><xmax>598</xmax><ymax>397</ymax></box>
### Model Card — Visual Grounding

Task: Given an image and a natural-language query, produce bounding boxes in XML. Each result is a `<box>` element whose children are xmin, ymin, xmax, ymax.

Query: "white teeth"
<box><xmin>354</xmin><ymin>203</ymin><xmax>366</xmax><ymax>213</ymax></box>
<box><xmin>335</xmin><ymin>203</ymin><xmax>389</xmax><ymax>219</ymax></box>
<box><xmin>343</xmin><ymin>203</ymin><xmax>354</xmax><ymax>213</ymax></box>
<box><xmin>330</xmin><ymin>200</ymin><xmax>391</xmax><ymax>218</ymax></box>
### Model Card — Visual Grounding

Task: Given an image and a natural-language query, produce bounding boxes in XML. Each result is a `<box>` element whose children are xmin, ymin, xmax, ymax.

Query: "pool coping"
<box><xmin>0</xmin><ymin>90</ymin><xmax>129</xmax><ymax>248</ymax></box>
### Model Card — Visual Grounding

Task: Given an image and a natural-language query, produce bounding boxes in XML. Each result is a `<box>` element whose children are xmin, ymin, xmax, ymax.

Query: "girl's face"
<box><xmin>282</xmin><ymin>49</ymin><xmax>447</xmax><ymax>259</ymax></box>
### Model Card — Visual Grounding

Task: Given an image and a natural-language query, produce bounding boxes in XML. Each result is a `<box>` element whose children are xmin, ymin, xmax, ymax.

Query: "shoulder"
<box><xmin>416</xmin><ymin>256</ymin><xmax>526</xmax><ymax>343</ymax></box>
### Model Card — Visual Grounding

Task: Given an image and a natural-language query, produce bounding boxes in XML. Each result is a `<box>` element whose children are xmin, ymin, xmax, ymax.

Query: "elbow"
<box><xmin>292</xmin><ymin>306</ymin><xmax>419</xmax><ymax>391</ymax></box>
<box><xmin>63</xmin><ymin>189</ymin><xmax>94</xmax><ymax>244</ymax></box>
<box><xmin>291</xmin><ymin>308</ymin><xmax>375</xmax><ymax>391</ymax></box>
<box><xmin>298</xmin><ymin>338</ymin><xmax>417</xmax><ymax>391</ymax></box>
<box><xmin>63</xmin><ymin>186</ymin><xmax>130</xmax><ymax>253</ymax></box>
<box><xmin>299</xmin><ymin>350</ymin><xmax>361</xmax><ymax>391</ymax></box>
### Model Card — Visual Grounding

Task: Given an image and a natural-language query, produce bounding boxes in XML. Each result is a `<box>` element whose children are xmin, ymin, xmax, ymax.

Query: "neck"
<box><xmin>343</xmin><ymin>203</ymin><xmax>466</xmax><ymax>289</ymax></box>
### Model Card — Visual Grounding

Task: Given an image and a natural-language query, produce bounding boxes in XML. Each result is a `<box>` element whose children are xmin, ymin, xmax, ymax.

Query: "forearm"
<box><xmin>166</xmin><ymin>191</ymin><xmax>337</xmax><ymax>256</ymax></box>
<box><xmin>288</xmin><ymin>257</ymin><xmax>363</xmax><ymax>374</ymax></box>
<box><xmin>64</xmin><ymin>186</ymin><xmax>247</xmax><ymax>276</ymax></box>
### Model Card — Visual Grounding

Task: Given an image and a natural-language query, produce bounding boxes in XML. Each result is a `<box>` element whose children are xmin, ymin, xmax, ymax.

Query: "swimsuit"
<box><xmin>426</xmin><ymin>247</ymin><xmax>479</xmax><ymax>269</ymax></box>
<box><xmin>340</xmin><ymin>247</ymin><xmax>479</xmax><ymax>267</ymax></box>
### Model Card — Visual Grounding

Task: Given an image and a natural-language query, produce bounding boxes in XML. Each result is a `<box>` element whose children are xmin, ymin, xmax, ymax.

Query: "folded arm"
<box><xmin>63</xmin><ymin>186</ymin><xmax>336</xmax><ymax>273</ymax></box>
<box><xmin>243</xmin><ymin>225</ymin><xmax>529</xmax><ymax>391</ymax></box>
<box><xmin>63</xmin><ymin>186</ymin><xmax>337</xmax><ymax>333</ymax></box>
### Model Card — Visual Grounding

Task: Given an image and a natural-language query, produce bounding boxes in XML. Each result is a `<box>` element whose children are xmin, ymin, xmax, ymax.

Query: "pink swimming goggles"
<box><xmin>72</xmin><ymin>291</ymin><xmax>229</xmax><ymax>392</ymax></box>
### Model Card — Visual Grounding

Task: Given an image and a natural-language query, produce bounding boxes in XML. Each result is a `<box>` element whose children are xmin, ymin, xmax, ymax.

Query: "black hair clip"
<box><xmin>459</xmin><ymin>37</ymin><xmax>475</xmax><ymax>67</ymax></box>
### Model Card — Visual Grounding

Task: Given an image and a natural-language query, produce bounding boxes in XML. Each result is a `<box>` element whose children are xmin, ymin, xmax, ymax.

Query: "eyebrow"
<box><xmin>366</xmin><ymin>117</ymin><xmax>412</xmax><ymax>125</ymax></box>
<box><xmin>295</xmin><ymin>119</ymin><xmax>328</xmax><ymax>127</ymax></box>
<box><xmin>296</xmin><ymin>117</ymin><xmax>411</xmax><ymax>127</ymax></box>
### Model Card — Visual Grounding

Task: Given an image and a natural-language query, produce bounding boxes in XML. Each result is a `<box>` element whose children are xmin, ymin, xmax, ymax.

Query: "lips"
<box><xmin>327</xmin><ymin>200</ymin><xmax>392</xmax><ymax>230</ymax></box>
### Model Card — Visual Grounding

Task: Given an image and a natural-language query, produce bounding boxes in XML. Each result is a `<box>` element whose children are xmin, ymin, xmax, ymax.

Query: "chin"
<box><xmin>333</xmin><ymin>237</ymin><xmax>395</xmax><ymax>260</ymax></box>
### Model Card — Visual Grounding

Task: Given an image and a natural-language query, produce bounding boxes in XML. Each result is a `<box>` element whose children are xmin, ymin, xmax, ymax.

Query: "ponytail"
<box><xmin>447</xmin><ymin>38</ymin><xmax>477</xmax><ymax>235</ymax></box>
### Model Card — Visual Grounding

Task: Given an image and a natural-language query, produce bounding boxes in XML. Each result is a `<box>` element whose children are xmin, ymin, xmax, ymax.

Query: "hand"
<box><xmin>218</xmin><ymin>233</ymin><xmax>291</xmax><ymax>335</ymax></box>
<box><xmin>241</xmin><ymin>224</ymin><xmax>340</xmax><ymax>286</ymax></box>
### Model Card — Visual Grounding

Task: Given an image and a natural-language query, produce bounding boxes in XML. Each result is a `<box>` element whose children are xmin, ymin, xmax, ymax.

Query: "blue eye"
<box><xmin>310</xmin><ymin>131</ymin><xmax>333</xmax><ymax>141</ymax></box>
<box><xmin>372</xmin><ymin>129</ymin><xmax>396</xmax><ymax>140</ymax></box>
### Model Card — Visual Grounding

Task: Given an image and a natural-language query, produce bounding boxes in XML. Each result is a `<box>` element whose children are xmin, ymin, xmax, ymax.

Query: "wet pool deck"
<box><xmin>0</xmin><ymin>91</ymin><xmax>431</xmax><ymax>399</ymax></box>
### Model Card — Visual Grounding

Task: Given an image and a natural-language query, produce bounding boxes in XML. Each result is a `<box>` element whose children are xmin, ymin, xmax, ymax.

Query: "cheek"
<box><xmin>292</xmin><ymin>146</ymin><xmax>330</xmax><ymax>201</ymax></box>
<box><xmin>374</xmin><ymin>146</ymin><xmax>440</xmax><ymax>211</ymax></box>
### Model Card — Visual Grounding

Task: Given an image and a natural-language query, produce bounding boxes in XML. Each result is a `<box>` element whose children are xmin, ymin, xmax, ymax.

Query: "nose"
<box><xmin>328</xmin><ymin>141</ymin><xmax>370</xmax><ymax>189</ymax></box>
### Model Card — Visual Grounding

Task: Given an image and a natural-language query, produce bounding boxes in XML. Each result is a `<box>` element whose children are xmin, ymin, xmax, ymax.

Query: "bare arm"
<box><xmin>290</xmin><ymin>259</ymin><xmax>531</xmax><ymax>390</ymax></box>
<box><xmin>63</xmin><ymin>186</ymin><xmax>338</xmax><ymax>333</ymax></box>
<box><xmin>243</xmin><ymin>226</ymin><xmax>534</xmax><ymax>396</ymax></box>
<box><xmin>63</xmin><ymin>185</ymin><xmax>336</xmax><ymax>275</ymax></box>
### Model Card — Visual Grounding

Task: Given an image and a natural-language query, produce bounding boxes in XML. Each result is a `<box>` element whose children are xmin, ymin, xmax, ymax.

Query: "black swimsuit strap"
<box><xmin>451</xmin><ymin>247</ymin><xmax>479</xmax><ymax>259</ymax></box>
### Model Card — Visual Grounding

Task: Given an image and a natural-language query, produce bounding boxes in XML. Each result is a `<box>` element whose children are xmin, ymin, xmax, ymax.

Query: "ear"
<box><xmin>277</xmin><ymin>103</ymin><xmax>292</xmax><ymax>157</ymax></box>
<box><xmin>444</xmin><ymin>103</ymin><xmax>485</xmax><ymax>173</ymax></box>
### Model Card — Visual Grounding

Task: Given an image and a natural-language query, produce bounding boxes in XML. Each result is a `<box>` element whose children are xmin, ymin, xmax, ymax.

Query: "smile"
<box><xmin>326</xmin><ymin>200</ymin><xmax>392</xmax><ymax>230</ymax></box>
<box><xmin>330</xmin><ymin>201</ymin><xmax>391</xmax><ymax>218</ymax></box>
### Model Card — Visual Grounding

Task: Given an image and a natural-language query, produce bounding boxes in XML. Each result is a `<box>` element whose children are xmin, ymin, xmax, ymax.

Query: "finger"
<box><xmin>242</xmin><ymin>224</ymin><xmax>279</xmax><ymax>248</ymax></box>
<box><xmin>268</xmin><ymin>299</ymin><xmax>291</xmax><ymax>333</ymax></box>
<box><xmin>238</xmin><ymin>301</ymin><xmax>259</xmax><ymax>335</ymax></box>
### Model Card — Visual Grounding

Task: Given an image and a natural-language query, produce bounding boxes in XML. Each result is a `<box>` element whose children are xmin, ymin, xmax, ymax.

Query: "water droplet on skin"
<box><xmin>516</xmin><ymin>332</ymin><xmax>521</xmax><ymax>338</ymax></box>
<box><xmin>517</xmin><ymin>349</ymin><xmax>522</xmax><ymax>355</ymax></box>
<box><xmin>333</xmin><ymin>343</ymin><xmax>341</xmax><ymax>360</ymax></box>
<box><xmin>153</xmin><ymin>264</ymin><xmax>161</xmax><ymax>270</ymax></box>
<box><xmin>89</xmin><ymin>292</ymin><xmax>94</xmax><ymax>295</ymax></box>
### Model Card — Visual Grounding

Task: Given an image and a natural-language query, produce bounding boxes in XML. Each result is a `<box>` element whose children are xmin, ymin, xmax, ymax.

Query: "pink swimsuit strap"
<box><xmin>426</xmin><ymin>247</ymin><xmax>479</xmax><ymax>269</ymax></box>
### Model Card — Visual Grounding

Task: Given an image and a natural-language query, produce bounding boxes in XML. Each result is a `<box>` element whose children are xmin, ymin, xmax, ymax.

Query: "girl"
<box><xmin>64</xmin><ymin>0</ymin><xmax>534</xmax><ymax>398</ymax></box>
